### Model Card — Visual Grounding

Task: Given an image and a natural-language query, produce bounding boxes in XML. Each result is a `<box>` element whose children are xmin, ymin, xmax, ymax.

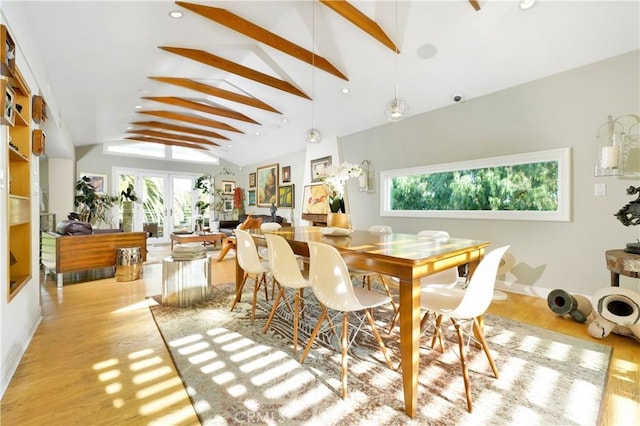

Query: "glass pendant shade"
<box><xmin>305</xmin><ymin>128</ymin><xmax>322</xmax><ymax>144</ymax></box>
<box><xmin>385</xmin><ymin>97</ymin><xmax>409</xmax><ymax>122</ymax></box>
<box><xmin>594</xmin><ymin>115</ymin><xmax>624</xmax><ymax>176</ymax></box>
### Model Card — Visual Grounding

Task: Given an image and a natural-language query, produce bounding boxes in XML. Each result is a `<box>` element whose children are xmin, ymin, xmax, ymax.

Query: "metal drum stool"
<box><xmin>115</xmin><ymin>246</ymin><xmax>143</xmax><ymax>282</ymax></box>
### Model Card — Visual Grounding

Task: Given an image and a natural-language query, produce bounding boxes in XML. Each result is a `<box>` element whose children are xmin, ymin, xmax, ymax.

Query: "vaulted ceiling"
<box><xmin>4</xmin><ymin>1</ymin><xmax>639</xmax><ymax>166</ymax></box>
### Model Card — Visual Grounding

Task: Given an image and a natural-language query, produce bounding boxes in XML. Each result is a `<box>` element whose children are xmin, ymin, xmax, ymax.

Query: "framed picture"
<box><xmin>310</xmin><ymin>156</ymin><xmax>332</xmax><ymax>182</ymax></box>
<box><xmin>80</xmin><ymin>173</ymin><xmax>107</xmax><ymax>194</ymax></box>
<box><xmin>249</xmin><ymin>172</ymin><xmax>256</xmax><ymax>188</ymax></box>
<box><xmin>224</xmin><ymin>198</ymin><xmax>233</xmax><ymax>212</ymax></box>
<box><xmin>302</xmin><ymin>184</ymin><xmax>330</xmax><ymax>214</ymax></box>
<box><xmin>256</xmin><ymin>163</ymin><xmax>278</xmax><ymax>207</ymax></box>
<box><xmin>222</xmin><ymin>180</ymin><xmax>235</xmax><ymax>195</ymax></box>
<box><xmin>278</xmin><ymin>184</ymin><xmax>295</xmax><ymax>208</ymax></box>
<box><xmin>248</xmin><ymin>189</ymin><xmax>256</xmax><ymax>206</ymax></box>
<box><xmin>281</xmin><ymin>165</ymin><xmax>291</xmax><ymax>183</ymax></box>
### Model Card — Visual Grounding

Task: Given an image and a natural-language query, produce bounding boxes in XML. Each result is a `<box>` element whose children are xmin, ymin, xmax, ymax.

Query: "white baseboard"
<box><xmin>0</xmin><ymin>309</ymin><xmax>42</xmax><ymax>398</ymax></box>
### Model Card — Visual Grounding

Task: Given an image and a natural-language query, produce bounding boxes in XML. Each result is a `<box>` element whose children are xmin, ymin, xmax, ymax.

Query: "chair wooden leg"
<box><xmin>293</xmin><ymin>292</ymin><xmax>300</xmax><ymax>354</ymax></box>
<box><xmin>431</xmin><ymin>314</ymin><xmax>445</xmax><ymax>353</ymax></box>
<box><xmin>453</xmin><ymin>319</ymin><xmax>473</xmax><ymax>413</ymax></box>
<box><xmin>230</xmin><ymin>273</ymin><xmax>248</xmax><ymax>312</ymax></box>
<box><xmin>473</xmin><ymin>317</ymin><xmax>499</xmax><ymax>379</ymax></box>
<box><xmin>251</xmin><ymin>273</ymin><xmax>266</xmax><ymax>324</ymax></box>
<box><xmin>263</xmin><ymin>286</ymin><xmax>284</xmax><ymax>333</ymax></box>
<box><xmin>299</xmin><ymin>307</ymin><xmax>327</xmax><ymax>364</ymax></box>
<box><xmin>365</xmin><ymin>309</ymin><xmax>395</xmax><ymax>370</ymax></box>
<box><xmin>341</xmin><ymin>312</ymin><xmax>349</xmax><ymax>399</ymax></box>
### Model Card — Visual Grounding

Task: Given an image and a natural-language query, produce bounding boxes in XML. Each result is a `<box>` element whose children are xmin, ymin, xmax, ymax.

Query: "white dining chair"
<box><xmin>230</xmin><ymin>229</ymin><xmax>272</xmax><ymax>324</ymax></box>
<box><xmin>263</xmin><ymin>233</ymin><xmax>311</xmax><ymax>354</ymax></box>
<box><xmin>299</xmin><ymin>240</ymin><xmax>395</xmax><ymax>399</ymax></box>
<box><xmin>420</xmin><ymin>245</ymin><xmax>511</xmax><ymax>413</ymax></box>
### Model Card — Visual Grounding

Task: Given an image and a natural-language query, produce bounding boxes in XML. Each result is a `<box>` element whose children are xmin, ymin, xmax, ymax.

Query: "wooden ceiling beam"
<box><xmin>159</xmin><ymin>46</ymin><xmax>311</xmax><ymax>100</ymax></box>
<box><xmin>320</xmin><ymin>0</ymin><xmax>398</xmax><ymax>53</ymax></box>
<box><xmin>142</xmin><ymin>96</ymin><xmax>260</xmax><ymax>124</ymax></box>
<box><xmin>130</xmin><ymin>120</ymin><xmax>231</xmax><ymax>140</ymax></box>
<box><xmin>469</xmin><ymin>1</ymin><xmax>482</xmax><ymax>11</ymax></box>
<box><xmin>126</xmin><ymin>129</ymin><xmax>221</xmax><ymax>146</ymax></box>
<box><xmin>148</xmin><ymin>77</ymin><xmax>281</xmax><ymax>114</ymax></box>
<box><xmin>138</xmin><ymin>110</ymin><xmax>244</xmax><ymax>133</ymax></box>
<box><xmin>176</xmin><ymin>1</ymin><xmax>348</xmax><ymax>81</ymax></box>
<box><xmin>126</xmin><ymin>136</ymin><xmax>208</xmax><ymax>150</ymax></box>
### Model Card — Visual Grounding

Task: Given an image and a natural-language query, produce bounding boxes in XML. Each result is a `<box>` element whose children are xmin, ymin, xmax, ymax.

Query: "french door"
<box><xmin>114</xmin><ymin>168</ymin><xmax>199</xmax><ymax>244</ymax></box>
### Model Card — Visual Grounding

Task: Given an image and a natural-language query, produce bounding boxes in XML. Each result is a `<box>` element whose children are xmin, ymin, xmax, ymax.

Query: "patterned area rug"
<box><xmin>148</xmin><ymin>283</ymin><xmax>611</xmax><ymax>426</ymax></box>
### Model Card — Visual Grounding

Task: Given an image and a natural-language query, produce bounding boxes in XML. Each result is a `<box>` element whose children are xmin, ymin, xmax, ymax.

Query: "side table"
<box><xmin>605</xmin><ymin>249</ymin><xmax>640</xmax><ymax>286</ymax></box>
<box><xmin>162</xmin><ymin>256</ymin><xmax>211</xmax><ymax>307</ymax></box>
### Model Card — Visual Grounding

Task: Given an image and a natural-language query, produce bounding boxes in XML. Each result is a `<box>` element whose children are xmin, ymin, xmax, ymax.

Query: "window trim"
<box><xmin>380</xmin><ymin>147</ymin><xmax>572</xmax><ymax>222</ymax></box>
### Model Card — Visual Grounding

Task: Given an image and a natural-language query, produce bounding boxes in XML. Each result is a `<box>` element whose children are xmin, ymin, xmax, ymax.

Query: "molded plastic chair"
<box><xmin>230</xmin><ymin>229</ymin><xmax>271</xmax><ymax>324</ymax></box>
<box><xmin>299</xmin><ymin>241</ymin><xmax>395</xmax><ymax>398</ymax></box>
<box><xmin>420</xmin><ymin>245</ymin><xmax>511</xmax><ymax>413</ymax></box>
<box><xmin>263</xmin><ymin>233</ymin><xmax>310</xmax><ymax>354</ymax></box>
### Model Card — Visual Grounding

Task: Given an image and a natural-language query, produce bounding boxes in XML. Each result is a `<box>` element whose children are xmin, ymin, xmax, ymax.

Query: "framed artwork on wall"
<box><xmin>224</xmin><ymin>198</ymin><xmax>233</xmax><ymax>212</ymax></box>
<box><xmin>310</xmin><ymin>156</ymin><xmax>331</xmax><ymax>182</ymax></box>
<box><xmin>256</xmin><ymin>163</ymin><xmax>278</xmax><ymax>207</ymax></box>
<box><xmin>80</xmin><ymin>172</ymin><xmax>107</xmax><ymax>194</ymax></box>
<box><xmin>278</xmin><ymin>184</ymin><xmax>294</xmax><ymax>208</ymax></box>
<box><xmin>222</xmin><ymin>180</ymin><xmax>235</xmax><ymax>195</ymax></box>
<box><xmin>281</xmin><ymin>165</ymin><xmax>291</xmax><ymax>183</ymax></box>
<box><xmin>302</xmin><ymin>184</ymin><xmax>329</xmax><ymax>214</ymax></box>
<box><xmin>249</xmin><ymin>172</ymin><xmax>256</xmax><ymax>188</ymax></box>
<box><xmin>248</xmin><ymin>189</ymin><xmax>256</xmax><ymax>206</ymax></box>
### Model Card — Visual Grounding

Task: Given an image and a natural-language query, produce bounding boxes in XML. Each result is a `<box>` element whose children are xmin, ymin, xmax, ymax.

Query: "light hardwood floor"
<box><xmin>1</xmin><ymin>246</ymin><xmax>637</xmax><ymax>425</ymax></box>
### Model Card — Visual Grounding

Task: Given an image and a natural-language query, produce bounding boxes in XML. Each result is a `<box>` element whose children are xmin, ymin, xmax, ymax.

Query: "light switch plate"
<box><xmin>594</xmin><ymin>183</ymin><xmax>606</xmax><ymax>196</ymax></box>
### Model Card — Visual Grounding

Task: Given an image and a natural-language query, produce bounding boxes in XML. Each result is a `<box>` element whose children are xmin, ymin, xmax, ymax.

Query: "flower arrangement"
<box><xmin>315</xmin><ymin>161</ymin><xmax>362</xmax><ymax>213</ymax></box>
<box><xmin>233</xmin><ymin>187</ymin><xmax>244</xmax><ymax>209</ymax></box>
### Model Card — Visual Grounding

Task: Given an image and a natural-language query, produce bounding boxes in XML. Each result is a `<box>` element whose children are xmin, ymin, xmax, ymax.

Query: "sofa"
<box><xmin>41</xmin><ymin>220</ymin><xmax>147</xmax><ymax>288</ymax></box>
<box><xmin>218</xmin><ymin>214</ymin><xmax>288</xmax><ymax>236</ymax></box>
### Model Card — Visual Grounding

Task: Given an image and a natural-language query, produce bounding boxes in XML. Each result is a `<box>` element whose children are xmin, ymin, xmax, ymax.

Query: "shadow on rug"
<box><xmin>148</xmin><ymin>283</ymin><xmax>611</xmax><ymax>426</ymax></box>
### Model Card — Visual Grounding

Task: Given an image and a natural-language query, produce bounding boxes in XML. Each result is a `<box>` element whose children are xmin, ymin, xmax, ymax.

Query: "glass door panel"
<box><xmin>142</xmin><ymin>174</ymin><xmax>168</xmax><ymax>243</ymax></box>
<box><xmin>172</xmin><ymin>176</ymin><xmax>196</xmax><ymax>233</ymax></box>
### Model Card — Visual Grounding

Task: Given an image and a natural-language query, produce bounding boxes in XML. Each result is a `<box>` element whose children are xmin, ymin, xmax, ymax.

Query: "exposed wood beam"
<box><xmin>469</xmin><ymin>1</ymin><xmax>482</xmax><ymax>11</ymax></box>
<box><xmin>159</xmin><ymin>46</ymin><xmax>311</xmax><ymax>100</ymax></box>
<box><xmin>126</xmin><ymin>129</ymin><xmax>221</xmax><ymax>146</ymax></box>
<box><xmin>138</xmin><ymin>110</ymin><xmax>244</xmax><ymax>133</ymax></box>
<box><xmin>176</xmin><ymin>2</ymin><xmax>348</xmax><ymax>81</ymax></box>
<box><xmin>142</xmin><ymin>96</ymin><xmax>260</xmax><ymax>124</ymax></box>
<box><xmin>320</xmin><ymin>0</ymin><xmax>398</xmax><ymax>53</ymax></box>
<box><xmin>126</xmin><ymin>136</ymin><xmax>208</xmax><ymax>150</ymax></box>
<box><xmin>130</xmin><ymin>120</ymin><xmax>231</xmax><ymax>140</ymax></box>
<box><xmin>148</xmin><ymin>77</ymin><xmax>281</xmax><ymax>114</ymax></box>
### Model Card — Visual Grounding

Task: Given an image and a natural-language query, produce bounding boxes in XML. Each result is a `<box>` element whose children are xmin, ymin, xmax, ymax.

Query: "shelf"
<box><xmin>9</xmin><ymin>144</ymin><xmax>28</xmax><ymax>161</ymax></box>
<box><xmin>0</xmin><ymin>24</ymin><xmax>16</xmax><ymax>77</ymax></box>
<box><xmin>32</xmin><ymin>128</ymin><xmax>45</xmax><ymax>155</ymax></box>
<box><xmin>2</xmin><ymin>79</ymin><xmax>16</xmax><ymax>126</ymax></box>
<box><xmin>33</xmin><ymin>95</ymin><xmax>47</xmax><ymax>123</ymax></box>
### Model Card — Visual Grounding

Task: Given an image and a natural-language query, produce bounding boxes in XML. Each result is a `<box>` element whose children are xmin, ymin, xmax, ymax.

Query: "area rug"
<box><xmin>148</xmin><ymin>283</ymin><xmax>611</xmax><ymax>426</ymax></box>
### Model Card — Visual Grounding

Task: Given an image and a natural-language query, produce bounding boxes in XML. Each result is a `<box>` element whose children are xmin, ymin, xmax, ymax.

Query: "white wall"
<box><xmin>340</xmin><ymin>50</ymin><xmax>640</xmax><ymax>298</ymax></box>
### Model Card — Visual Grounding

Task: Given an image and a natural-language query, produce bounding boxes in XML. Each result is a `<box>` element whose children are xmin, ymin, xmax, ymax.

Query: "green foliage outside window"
<box><xmin>391</xmin><ymin>161</ymin><xmax>559</xmax><ymax>211</ymax></box>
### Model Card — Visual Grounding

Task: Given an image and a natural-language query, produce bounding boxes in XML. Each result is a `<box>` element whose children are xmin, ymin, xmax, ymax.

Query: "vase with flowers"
<box><xmin>315</xmin><ymin>161</ymin><xmax>362</xmax><ymax>228</ymax></box>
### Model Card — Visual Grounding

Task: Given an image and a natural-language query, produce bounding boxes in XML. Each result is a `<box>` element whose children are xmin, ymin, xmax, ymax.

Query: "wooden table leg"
<box><xmin>398</xmin><ymin>278</ymin><xmax>421</xmax><ymax>418</ymax></box>
<box><xmin>611</xmin><ymin>271</ymin><xmax>620</xmax><ymax>287</ymax></box>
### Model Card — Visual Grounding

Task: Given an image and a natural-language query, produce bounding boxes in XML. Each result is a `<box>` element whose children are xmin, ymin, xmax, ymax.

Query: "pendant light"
<box><xmin>305</xmin><ymin>0</ymin><xmax>322</xmax><ymax>143</ymax></box>
<box><xmin>384</xmin><ymin>0</ymin><xmax>409</xmax><ymax>122</ymax></box>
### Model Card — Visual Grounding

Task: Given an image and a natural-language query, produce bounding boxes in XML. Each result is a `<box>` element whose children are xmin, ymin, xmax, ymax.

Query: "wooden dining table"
<box><xmin>241</xmin><ymin>226</ymin><xmax>490</xmax><ymax>418</ymax></box>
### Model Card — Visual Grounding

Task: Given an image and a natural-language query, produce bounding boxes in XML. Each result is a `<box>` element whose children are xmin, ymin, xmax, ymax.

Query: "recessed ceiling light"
<box><xmin>282</xmin><ymin>118</ymin><xmax>288</xmax><ymax>124</ymax></box>
<box><xmin>520</xmin><ymin>0</ymin><xmax>536</xmax><ymax>10</ymax></box>
<box><xmin>341</xmin><ymin>87</ymin><xmax>350</xmax><ymax>94</ymax></box>
<box><xmin>255</xmin><ymin>131</ymin><xmax>261</xmax><ymax>136</ymax></box>
<box><xmin>134</xmin><ymin>105</ymin><xmax>142</xmax><ymax>109</ymax></box>
<box><xmin>168</xmin><ymin>10</ymin><xmax>183</xmax><ymax>18</ymax></box>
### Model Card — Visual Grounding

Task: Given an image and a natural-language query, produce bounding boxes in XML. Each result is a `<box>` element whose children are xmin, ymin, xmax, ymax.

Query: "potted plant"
<box><xmin>194</xmin><ymin>199</ymin><xmax>210</xmax><ymax>233</ymax></box>
<box><xmin>73</xmin><ymin>176</ymin><xmax>119</xmax><ymax>227</ymax></box>
<box><xmin>120</xmin><ymin>183</ymin><xmax>138</xmax><ymax>232</ymax></box>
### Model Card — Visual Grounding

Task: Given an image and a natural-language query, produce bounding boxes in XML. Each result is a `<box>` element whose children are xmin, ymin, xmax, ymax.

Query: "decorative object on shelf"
<box><xmin>256</xmin><ymin>163</ymin><xmax>278</xmax><ymax>207</ymax></box>
<box><xmin>594</xmin><ymin>114</ymin><xmax>640</xmax><ymax>176</ymax></box>
<box><xmin>304</xmin><ymin>0</ymin><xmax>322</xmax><ymax>144</ymax></box>
<box><xmin>278</xmin><ymin>184</ymin><xmax>294</xmax><ymax>208</ymax></box>
<box><xmin>384</xmin><ymin>0</ymin><xmax>409</xmax><ymax>122</ymax></box>
<box><xmin>614</xmin><ymin>185</ymin><xmax>640</xmax><ymax>254</ymax></box>
<box><xmin>359</xmin><ymin>160</ymin><xmax>371</xmax><ymax>192</ymax></box>
<box><xmin>314</xmin><ymin>161</ymin><xmax>362</xmax><ymax>213</ymax></box>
